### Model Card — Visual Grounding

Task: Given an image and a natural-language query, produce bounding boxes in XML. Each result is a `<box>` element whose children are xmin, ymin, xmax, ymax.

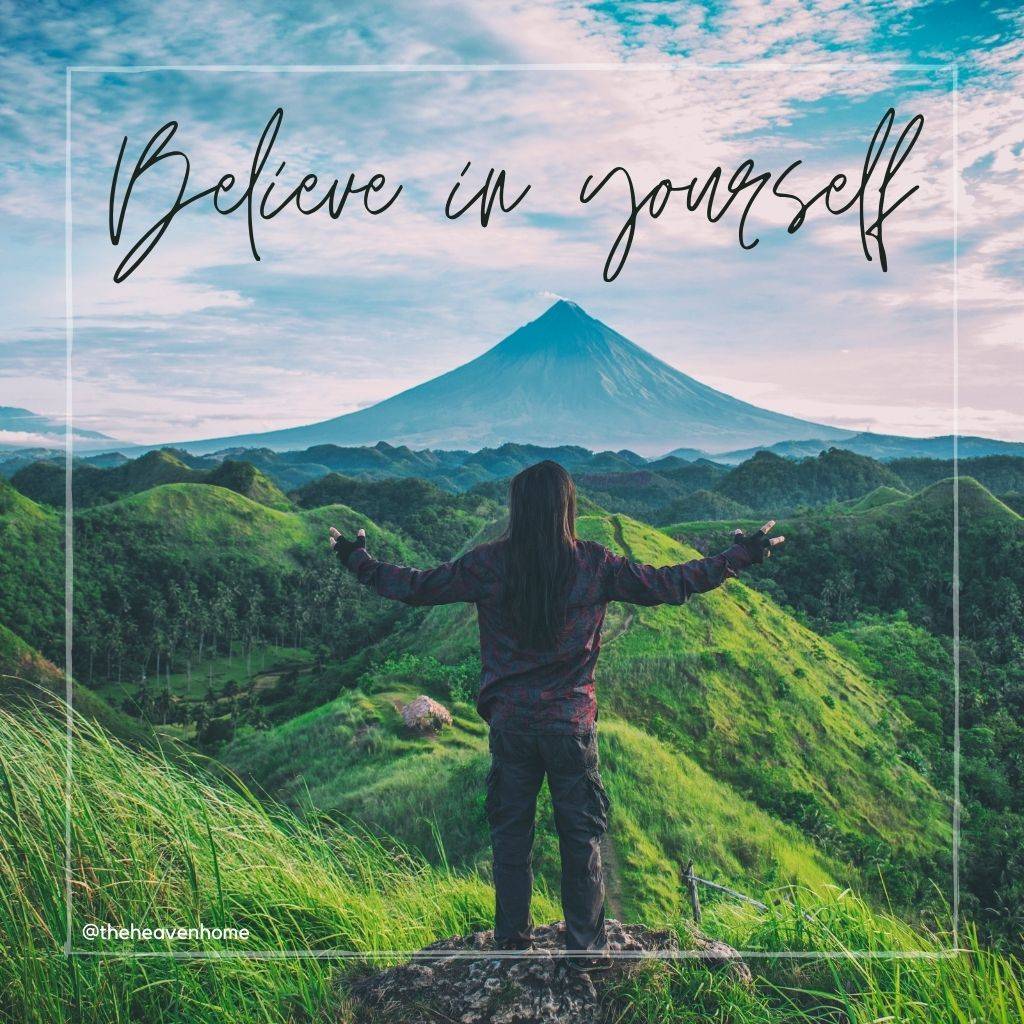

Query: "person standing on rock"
<box><xmin>329</xmin><ymin>460</ymin><xmax>783</xmax><ymax>965</ymax></box>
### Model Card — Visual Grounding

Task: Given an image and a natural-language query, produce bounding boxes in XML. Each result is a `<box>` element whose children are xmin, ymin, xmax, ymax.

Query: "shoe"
<box><xmin>565</xmin><ymin>952</ymin><xmax>615</xmax><ymax>974</ymax></box>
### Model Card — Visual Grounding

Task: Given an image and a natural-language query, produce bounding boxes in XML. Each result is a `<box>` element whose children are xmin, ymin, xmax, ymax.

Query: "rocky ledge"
<box><xmin>346</xmin><ymin>919</ymin><xmax>750</xmax><ymax>1024</ymax></box>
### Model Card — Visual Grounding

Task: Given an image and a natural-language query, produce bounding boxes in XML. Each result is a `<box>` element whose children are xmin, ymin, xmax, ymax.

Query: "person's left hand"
<box><xmin>732</xmin><ymin>521</ymin><xmax>785</xmax><ymax>564</ymax></box>
<box><xmin>329</xmin><ymin>527</ymin><xmax>366</xmax><ymax>563</ymax></box>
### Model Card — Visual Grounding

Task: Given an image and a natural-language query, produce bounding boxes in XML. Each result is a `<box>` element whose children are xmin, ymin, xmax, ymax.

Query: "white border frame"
<box><xmin>64</xmin><ymin>62</ymin><xmax>960</xmax><ymax>960</ymax></box>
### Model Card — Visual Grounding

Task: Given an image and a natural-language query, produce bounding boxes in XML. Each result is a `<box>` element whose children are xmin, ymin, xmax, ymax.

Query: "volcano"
<box><xmin>171</xmin><ymin>301</ymin><xmax>850</xmax><ymax>456</ymax></box>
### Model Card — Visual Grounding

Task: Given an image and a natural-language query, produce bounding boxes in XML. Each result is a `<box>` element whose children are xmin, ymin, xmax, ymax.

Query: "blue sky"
<box><xmin>0</xmin><ymin>0</ymin><xmax>1021</xmax><ymax>447</ymax></box>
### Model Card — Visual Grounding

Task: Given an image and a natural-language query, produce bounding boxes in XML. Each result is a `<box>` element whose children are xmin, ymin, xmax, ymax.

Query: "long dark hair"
<box><xmin>502</xmin><ymin>460</ymin><xmax>578</xmax><ymax>650</ymax></box>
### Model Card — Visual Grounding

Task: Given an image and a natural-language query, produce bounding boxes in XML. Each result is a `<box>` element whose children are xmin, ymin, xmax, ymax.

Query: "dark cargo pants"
<box><xmin>485</xmin><ymin>727</ymin><xmax>610</xmax><ymax>952</ymax></box>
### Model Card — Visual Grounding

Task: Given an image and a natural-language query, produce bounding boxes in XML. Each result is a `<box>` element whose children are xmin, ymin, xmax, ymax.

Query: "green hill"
<box><xmin>0</xmin><ymin>480</ymin><xmax>441</xmax><ymax>738</ymax></box>
<box><xmin>653</xmin><ymin>487</ymin><xmax>753</xmax><ymax>523</ymax></box>
<box><xmin>6</xmin><ymin>459</ymin><xmax>65</xmax><ymax>502</ymax></box>
<box><xmin>225</xmin><ymin>508</ymin><xmax>948</xmax><ymax>919</ymax></box>
<box><xmin>566</xmin><ymin>448</ymin><xmax>912</xmax><ymax>523</ymax></box>
<box><xmin>664</xmin><ymin>476</ymin><xmax>1024</xmax><ymax>940</ymax></box>
<box><xmin>666</xmin><ymin>476</ymin><xmax>1021</xmax><ymax>634</ymax></box>
<box><xmin>577</xmin><ymin>514</ymin><xmax>947</xmax><ymax>888</ymax></box>
<box><xmin>844</xmin><ymin>484</ymin><xmax>910</xmax><ymax>512</ymax></box>
<box><xmin>12</xmin><ymin>449</ymin><xmax>201</xmax><ymax>507</ymax></box>
<box><xmin>12</xmin><ymin>450</ymin><xmax>293</xmax><ymax>511</ymax></box>
<box><xmin>71</xmin><ymin>481</ymin><xmax>424</xmax><ymax>579</ymax></box>
<box><xmin>66</xmin><ymin>484</ymin><xmax>431</xmax><ymax>722</ymax></box>
<box><xmin>290</xmin><ymin>473</ymin><xmax>499</xmax><ymax>560</ymax></box>
<box><xmin>1003</xmin><ymin>491</ymin><xmax>1024</xmax><ymax>516</ymax></box>
<box><xmin>206</xmin><ymin>459</ymin><xmax>292</xmax><ymax>510</ymax></box>
<box><xmin>573</xmin><ymin>470</ymin><xmax>687</xmax><ymax>521</ymax></box>
<box><xmin>0</xmin><ymin>622</ymin><xmax>156</xmax><ymax>748</ymax></box>
<box><xmin>912</xmin><ymin>474</ymin><xmax>1021</xmax><ymax>518</ymax></box>
<box><xmin>714</xmin><ymin>448</ymin><xmax>904</xmax><ymax>512</ymax></box>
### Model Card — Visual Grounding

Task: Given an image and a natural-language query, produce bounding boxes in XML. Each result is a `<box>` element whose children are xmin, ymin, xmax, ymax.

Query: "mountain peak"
<box><xmin>493</xmin><ymin>298</ymin><xmax>619</xmax><ymax>360</ymax></box>
<box><xmin>544</xmin><ymin>297</ymin><xmax>585</xmax><ymax>314</ymax></box>
<box><xmin>165</xmin><ymin>302</ymin><xmax>853</xmax><ymax>455</ymax></box>
<box><xmin>536</xmin><ymin>298</ymin><xmax>592</xmax><ymax>327</ymax></box>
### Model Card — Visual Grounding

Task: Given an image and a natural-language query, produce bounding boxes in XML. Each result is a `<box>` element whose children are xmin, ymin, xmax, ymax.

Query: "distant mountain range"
<box><xmin>4</xmin><ymin>301</ymin><xmax>1023</xmax><ymax>463</ymax></box>
<box><xmin>152</xmin><ymin>300</ymin><xmax>853</xmax><ymax>456</ymax></box>
<box><xmin>11</xmin><ymin>442</ymin><xmax>1024</xmax><ymax>526</ymax></box>
<box><xmin>0</xmin><ymin>407</ymin><xmax>120</xmax><ymax>452</ymax></box>
<box><xmin>700</xmin><ymin>432</ymin><xmax>1024</xmax><ymax>465</ymax></box>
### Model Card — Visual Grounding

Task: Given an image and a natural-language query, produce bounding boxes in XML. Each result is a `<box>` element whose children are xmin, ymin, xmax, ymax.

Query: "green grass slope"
<box><xmin>0</xmin><ymin>703</ymin><xmax>554</xmax><ymax>1023</ymax></box>
<box><xmin>3</xmin><ymin>687</ymin><xmax>1019</xmax><ymax>1023</ymax></box>
<box><xmin>226</xmin><ymin>508</ymin><xmax>947</xmax><ymax>920</ymax></box>
<box><xmin>844</xmin><ymin>484</ymin><xmax>910</xmax><ymax>512</ymax></box>
<box><xmin>206</xmin><ymin>459</ymin><xmax>293</xmax><ymax>510</ymax></box>
<box><xmin>577</xmin><ymin>515</ymin><xmax>947</xmax><ymax>882</ymax></box>
<box><xmin>0</xmin><ymin>622</ymin><xmax>156</xmax><ymax>749</ymax></box>
<box><xmin>223</xmin><ymin>676</ymin><xmax>844</xmax><ymax>921</ymax></box>
<box><xmin>74</xmin><ymin>481</ymin><xmax>424</xmax><ymax>570</ymax></box>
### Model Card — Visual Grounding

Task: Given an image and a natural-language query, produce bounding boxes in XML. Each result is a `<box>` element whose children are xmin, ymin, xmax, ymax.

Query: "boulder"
<box><xmin>400</xmin><ymin>695</ymin><xmax>453</xmax><ymax>735</ymax></box>
<box><xmin>346</xmin><ymin>919</ymin><xmax>750</xmax><ymax>1024</ymax></box>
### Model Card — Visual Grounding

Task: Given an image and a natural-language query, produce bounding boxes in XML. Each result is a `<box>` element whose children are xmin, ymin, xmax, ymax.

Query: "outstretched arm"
<box><xmin>603</xmin><ymin>521</ymin><xmax>784</xmax><ymax>606</ymax></box>
<box><xmin>329</xmin><ymin>527</ymin><xmax>488</xmax><ymax>606</ymax></box>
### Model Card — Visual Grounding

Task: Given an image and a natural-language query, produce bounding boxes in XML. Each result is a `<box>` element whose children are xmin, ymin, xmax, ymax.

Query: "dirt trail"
<box><xmin>602</xmin><ymin>516</ymin><xmax>636</xmax><ymax>643</ymax></box>
<box><xmin>610</xmin><ymin>514</ymin><xmax>633</xmax><ymax>560</ymax></box>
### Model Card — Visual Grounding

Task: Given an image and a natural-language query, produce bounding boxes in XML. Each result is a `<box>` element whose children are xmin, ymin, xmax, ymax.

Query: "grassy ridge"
<box><xmin>1</xmin><ymin>699</ymin><xmax>1020</xmax><ymax>1023</ymax></box>
<box><xmin>223</xmin><ymin>507</ymin><xmax>947</xmax><ymax>924</ymax></box>
<box><xmin>595</xmin><ymin>718</ymin><xmax>839</xmax><ymax>918</ymax></box>
<box><xmin>222</xmin><ymin>681</ymin><xmax>844</xmax><ymax>918</ymax></box>
<box><xmin>0</xmin><ymin>622</ymin><xmax>158</xmax><ymax>750</ymax></box>
<box><xmin>584</xmin><ymin>515</ymin><xmax>947</xmax><ymax>860</ymax></box>
<box><xmin>662</xmin><ymin>477</ymin><xmax>1024</xmax><ymax>941</ymax></box>
<box><xmin>353</xmin><ymin>510</ymin><xmax>948</xmax><ymax>878</ymax></box>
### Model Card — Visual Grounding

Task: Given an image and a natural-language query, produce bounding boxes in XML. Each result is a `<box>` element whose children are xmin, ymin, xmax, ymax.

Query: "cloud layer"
<box><xmin>0</xmin><ymin>0</ymin><xmax>1020</xmax><ymax>444</ymax></box>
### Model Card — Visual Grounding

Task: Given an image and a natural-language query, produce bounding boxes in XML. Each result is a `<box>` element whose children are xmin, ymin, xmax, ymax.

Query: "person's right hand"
<box><xmin>732</xmin><ymin>521</ymin><xmax>785</xmax><ymax>564</ymax></box>
<box><xmin>329</xmin><ymin>527</ymin><xmax>367</xmax><ymax>563</ymax></box>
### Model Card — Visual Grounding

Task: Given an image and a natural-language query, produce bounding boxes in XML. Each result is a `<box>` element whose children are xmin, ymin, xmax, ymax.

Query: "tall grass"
<box><xmin>614</xmin><ymin>889</ymin><xmax>1024</xmax><ymax>1023</ymax></box>
<box><xmin>0</xmin><ymin>703</ymin><xmax>554</xmax><ymax>1023</ymax></box>
<box><xmin>1</xmin><ymin>702</ymin><xmax>1021</xmax><ymax>1023</ymax></box>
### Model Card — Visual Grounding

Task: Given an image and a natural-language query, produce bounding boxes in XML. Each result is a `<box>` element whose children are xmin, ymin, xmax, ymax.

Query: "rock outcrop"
<box><xmin>347</xmin><ymin>919</ymin><xmax>750</xmax><ymax>1024</ymax></box>
<box><xmin>400</xmin><ymin>695</ymin><xmax>453</xmax><ymax>735</ymax></box>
